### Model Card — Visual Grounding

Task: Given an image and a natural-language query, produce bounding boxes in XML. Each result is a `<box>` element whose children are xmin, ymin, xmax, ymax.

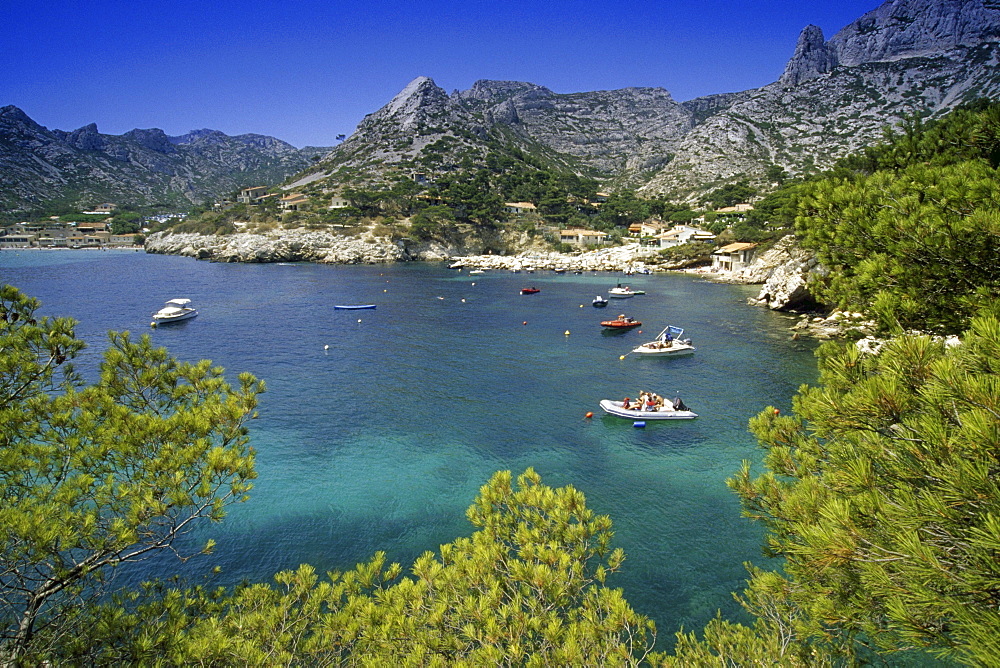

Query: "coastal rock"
<box><xmin>710</xmin><ymin>235</ymin><xmax>824</xmax><ymax>311</ymax></box>
<box><xmin>144</xmin><ymin>229</ymin><xmax>407</xmax><ymax>264</ymax></box>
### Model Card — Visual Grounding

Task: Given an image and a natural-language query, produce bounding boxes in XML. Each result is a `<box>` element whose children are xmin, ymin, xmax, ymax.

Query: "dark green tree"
<box><xmin>0</xmin><ymin>286</ymin><xmax>263</xmax><ymax>665</ymax></box>
<box><xmin>667</xmin><ymin>316</ymin><xmax>1000</xmax><ymax>666</ymax></box>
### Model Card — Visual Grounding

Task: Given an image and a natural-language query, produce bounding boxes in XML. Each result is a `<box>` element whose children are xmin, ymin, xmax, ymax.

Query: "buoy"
<box><xmin>564</xmin><ymin>330</ymin><xmax>570</xmax><ymax>336</ymax></box>
<box><xmin>633</xmin><ymin>421</ymin><xmax>646</xmax><ymax>428</ymax></box>
<box><xmin>384</xmin><ymin>289</ymin><xmax>387</xmax><ymax>292</ymax></box>
<box><xmin>461</xmin><ymin>298</ymin><xmax>466</xmax><ymax>303</ymax></box>
<box><xmin>619</xmin><ymin>355</ymin><xmax>625</xmax><ymax>360</ymax></box>
<box><xmin>357</xmin><ymin>319</ymin><xmax>362</xmax><ymax>323</ymax></box>
<box><xmin>523</xmin><ymin>321</ymin><xmax>527</xmax><ymax>325</ymax></box>
<box><xmin>150</xmin><ymin>321</ymin><xmax>156</xmax><ymax>328</ymax></box>
<box><xmin>585</xmin><ymin>412</ymin><xmax>593</xmax><ymax>418</ymax></box>
<box><xmin>472</xmin><ymin>282</ymin><xmax>476</xmax><ymax>286</ymax></box>
<box><xmin>580</xmin><ymin>305</ymin><xmax>584</xmax><ymax>308</ymax></box>
<box><xmin>324</xmin><ymin>344</ymin><xmax>329</xmax><ymax>350</ymax></box>
<box><xmin>774</xmin><ymin>408</ymin><xmax>780</xmax><ymax>415</ymax></box>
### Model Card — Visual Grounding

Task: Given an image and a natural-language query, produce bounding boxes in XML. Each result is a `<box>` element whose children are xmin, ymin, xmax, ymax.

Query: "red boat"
<box><xmin>601</xmin><ymin>315</ymin><xmax>641</xmax><ymax>329</ymax></box>
<box><xmin>520</xmin><ymin>287</ymin><xmax>540</xmax><ymax>294</ymax></box>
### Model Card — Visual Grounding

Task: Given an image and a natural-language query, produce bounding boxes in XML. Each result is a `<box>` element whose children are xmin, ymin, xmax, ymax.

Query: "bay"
<box><xmin>0</xmin><ymin>249</ymin><xmax>819</xmax><ymax>647</ymax></box>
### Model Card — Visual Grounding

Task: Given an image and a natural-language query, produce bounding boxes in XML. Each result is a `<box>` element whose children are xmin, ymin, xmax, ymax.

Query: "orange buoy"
<box><xmin>774</xmin><ymin>408</ymin><xmax>780</xmax><ymax>415</ymax></box>
<box><xmin>523</xmin><ymin>321</ymin><xmax>527</xmax><ymax>325</ymax></box>
<box><xmin>585</xmin><ymin>411</ymin><xmax>593</xmax><ymax>418</ymax></box>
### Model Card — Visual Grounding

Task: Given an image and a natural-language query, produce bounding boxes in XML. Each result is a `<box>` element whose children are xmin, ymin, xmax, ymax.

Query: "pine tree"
<box><xmin>0</xmin><ymin>285</ymin><xmax>263</xmax><ymax>664</ymax></box>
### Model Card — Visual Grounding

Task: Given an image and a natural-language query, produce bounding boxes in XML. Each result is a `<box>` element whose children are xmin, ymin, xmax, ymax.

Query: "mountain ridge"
<box><xmin>0</xmin><ymin>106</ymin><xmax>326</xmax><ymax>214</ymax></box>
<box><xmin>3</xmin><ymin>0</ymin><xmax>999</xmax><ymax>212</ymax></box>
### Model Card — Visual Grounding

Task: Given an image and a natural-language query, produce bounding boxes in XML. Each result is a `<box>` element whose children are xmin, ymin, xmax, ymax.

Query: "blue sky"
<box><xmin>3</xmin><ymin>0</ymin><xmax>881</xmax><ymax>148</ymax></box>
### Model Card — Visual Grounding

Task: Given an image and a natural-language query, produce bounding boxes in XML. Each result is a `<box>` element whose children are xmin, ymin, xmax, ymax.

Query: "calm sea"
<box><xmin>1</xmin><ymin>249</ymin><xmax>819</xmax><ymax>647</ymax></box>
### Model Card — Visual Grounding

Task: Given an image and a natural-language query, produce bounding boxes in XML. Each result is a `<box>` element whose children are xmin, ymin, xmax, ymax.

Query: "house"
<box><xmin>237</xmin><ymin>186</ymin><xmax>269</xmax><ymax>204</ymax></box>
<box><xmin>110</xmin><ymin>233</ymin><xmax>141</xmax><ymax>246</ymax></box>
<box><xmin>0</xmin><ymin>231</ymin><xmax>35</xmax><ymax>248</ymax></box>
<box><xmin>329</xmin><ymin>195</ymin><xmax>350</xmax><ymax>209</ymax></box>
<box><xmin>505</xmin><ymin>202</ymin><xmax>537</xmax><ymax>215</ymax></box>
<box><xmin>711</xmin><ymin>242</ymin><xmax>758</xmax><ymax>272</ymax></box>
<box><xmin>94</xmin><ymin>203</ymin><xmax>117</xmax><ymax>213</ymax></box>
<box><xmin>628</xmin><ymin>221</ymin><xmax>669</xmax><ymax>238</ymax></box>
<box><xmin>279</xmin><ymin>193</ymin><xmax>309</xmax><ymax>211</ymax></box>
<box><xmin>655</xmin><ymin>224</ymin><xmax>716</xmax><ymax>248</ymax></box>
<box><xmin>559</xmin><ymin>228</ymin><xmax>609</xmax><ymax>247</ymax></box>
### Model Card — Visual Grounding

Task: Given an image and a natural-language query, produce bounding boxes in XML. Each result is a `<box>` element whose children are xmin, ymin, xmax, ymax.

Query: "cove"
<box><xmin>0</xmin><ymin>250</ymin><xmax>820</xmax><ymax>647</ymax></box>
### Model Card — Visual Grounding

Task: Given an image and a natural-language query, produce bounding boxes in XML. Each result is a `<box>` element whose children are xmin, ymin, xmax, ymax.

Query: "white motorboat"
<box><xmin>609</xmin><ymin>284</ymin><xmax>644</xmax><ymax>298</ymax></box>
<box><xmin>599</xmin><ymin>398</ymin><xmax>697</xmax><ymax>420</ymax></box>
<box><xmin>631</xmin><ymin>326</ymin><xmax>696</xmax><ymax>357</ymax></box>
<box><xmin>151</xmin><ymin>298</ymin><xmax>198</xmax><ymax>325</ymax></box>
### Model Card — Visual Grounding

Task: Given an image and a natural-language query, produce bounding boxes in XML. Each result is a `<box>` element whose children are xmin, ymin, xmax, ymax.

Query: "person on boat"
<box><xmin>653</xmin><ymin>394</ymin><xmax>664</xmax><ymax>409</ymax></box>
<box><xmin>645</xmin><ymin>394</ymin><xmax>657</xmax><ymax>411</ymax></box>
<box><xmin>622</xmin><ymin>397</ymin><xmax>632</xmax><ymax>410</ymax></box>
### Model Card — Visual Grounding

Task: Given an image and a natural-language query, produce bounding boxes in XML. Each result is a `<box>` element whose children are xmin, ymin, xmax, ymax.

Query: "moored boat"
<box><xmin>334</xmin><ymin>304</ymin><xmax>377</xmax><ymax>310</ymax></box>
<box><xmin>608</xmin><ymin>284</ymin><xmax>639</xmax><ymax>298</ymax></box>
<box><xmin>520</xmin><ymin>287</ymin><xmax>540</xmax><ymax>295</ymax></box>
<box><xmin>631</xmin><ymin>325</ymin><xmax>695</xmax><ymax>357</ymax></box>
<box><xmin>592</xmin><ymin>295</ymin><xmax>609</xmax><ymax>308</ymax></box>
<box><xmin>601</xmin><ymin>314</ymin><xmax>641</xmax><ymax>329</ymax></box>
<box><xmin>151</xmin><ymin>298</ymin><xmax>198</xmax><ymax>325</ymax></box>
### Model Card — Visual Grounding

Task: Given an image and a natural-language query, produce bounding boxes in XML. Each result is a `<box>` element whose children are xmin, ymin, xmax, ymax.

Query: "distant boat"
<box><xmin>151</xmin><ymin>298</ymin><xmax>198</xmax><ymax>325</ymax></box>
<box><xmin>608</xmin><ymin>286</ymin><xmax>637</xmax><ymax>298</ymax></box>
<box><xmin>334</xmin><ymin>304</ymin><xmax>377</xmax><ymax>310</ymax></box>
<box><xmin>593</xmin><ymin>296</ymin><xmax>609</xmax><ymax>308</ymax></box>
<box><xmin>520</xmin><ymin>287</ymin><xmax>540</xmax><ymax>295</ymax></box>
<box><xmin>601</xmin><ymin>315</ymin><xmax>641</xmax><ymax>329</ymax></box>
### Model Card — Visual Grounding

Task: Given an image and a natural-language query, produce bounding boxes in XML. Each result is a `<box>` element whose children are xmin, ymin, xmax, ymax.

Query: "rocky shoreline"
<box><xmin>144</xmin><ymin>228</ymin><xmax>871</xmax><ymax>339</ymax></box>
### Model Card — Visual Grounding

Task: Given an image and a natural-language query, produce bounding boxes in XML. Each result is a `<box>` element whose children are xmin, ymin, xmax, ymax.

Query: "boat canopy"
<box><xmin>164</xmin><ymin>298</ymin><xmax>192</xmax><ymax>306</ymax></box>
<box><xmin>657</xmin><ymin>326</ymin><xmax>685</xmax><ymax>341</ymax></box>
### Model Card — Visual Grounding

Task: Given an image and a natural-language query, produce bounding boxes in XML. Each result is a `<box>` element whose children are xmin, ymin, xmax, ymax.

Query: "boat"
<box><xmin>151</xmin><ymin>298</ymin><xmax>198</xmax><ymax>324</ymax></box>
<box><xmin>630</xmin><ymin>326</ymin><xmax>696</xmax><ymax>357</ymax></box>
<box><xmin>520</xmin><ymin>287</ymin><xmax>540</xmax><ymax>295</ymax></box>
<box><xmin>334</xmin><ymin>304</ymin><xmax>377</xmax><ymax>310</ymax></box>
<box><xmin>599</xmin><ymin>397</ymin><xmax>697</xmax><ymax>420</ymax></box>
<box><xmin>469</xmin><ymin>269</ymin><xmax>485</xmax><ymax>275</ymax></box>
<box><xmin>592</xmin><ymin>295</ymin><xmax>609</xmax><ymax>308</ymax></box>
<box><xmin>608</xmin><ymin>284</ymin><xmax>639</xmax><ymax>298</ymax></box>
<box><xmin>601</xmin><ymin>314</ymin><xmax>641</xmax><ymax>329</ymax></box>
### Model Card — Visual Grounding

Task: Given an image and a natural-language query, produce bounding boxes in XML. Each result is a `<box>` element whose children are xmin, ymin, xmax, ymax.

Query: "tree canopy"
<box><xmin>0</xmin><ymin>285</ymin><xmax>263</xmax><ymax>665</ymax></box>
<box><xmin>666</xmin><ymin>315</ymin><xmax>1000</xmax><ymax>666</ymax></box>
<box><xmin>794</xmin><ymin>101</ymin><xmax>1000</xmax><ymax>335</ymax></box>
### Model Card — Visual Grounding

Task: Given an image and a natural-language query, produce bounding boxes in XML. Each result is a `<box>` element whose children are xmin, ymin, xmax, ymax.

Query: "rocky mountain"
<box><xmin>642</xmin><ymin>0</ymin><xmax>1000</xmax><ymax>197</ymax></box>
<box><xmin>297</xmin><ymin>0</ymin><xmax>1000</xmax><ymax>201</ymax></box>
<box><xmin>0</xmin><ymin>106</ymin><xmax>326</xmax><ymax>214</ymax></box>
<box><xmin>5</xmin><ymin>0</ymin><xmax>998</xmax><ymax>212</ymax></box>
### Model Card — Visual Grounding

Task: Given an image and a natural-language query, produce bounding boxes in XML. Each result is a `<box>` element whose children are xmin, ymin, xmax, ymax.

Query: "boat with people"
<box><xmin>601</xmin><ymin>314</ymin><xmax>641</xmax><ymax>329</ymax></box>
<box><xmin>592</xmin><ymin>295</ymin><xmax>609</xmax><ymax>308</ymax></box>
<box><xmin>151</xmin><ymin>298</ymin><xmax>198</xmax><ymax>325</ymax></box>
<box><xmin>631</xmin><ymin>325</ymin><xmax>696</xmax><ymax>357</ymax></box>
<box><xmin>599</xmin><ymin>394</ymin><xmax>697</xmax><ymax>420</ymax></box>
<box><xmin>334</xmin><ymin>304</ymin><xmax>377</xmax><ymax>310</ymax></box>
<box><xmin>520</xmin><ymin>287</ymin><xmax>540</xmax><ymax>295</ymax></box>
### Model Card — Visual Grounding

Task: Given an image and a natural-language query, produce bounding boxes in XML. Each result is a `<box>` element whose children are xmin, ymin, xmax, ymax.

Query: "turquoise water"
<box><xmin>0</xmin><ymin>250</ymin><xmax>819</xmax><ymax>646</ymax></box>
